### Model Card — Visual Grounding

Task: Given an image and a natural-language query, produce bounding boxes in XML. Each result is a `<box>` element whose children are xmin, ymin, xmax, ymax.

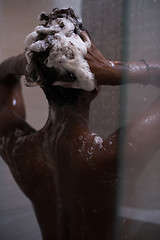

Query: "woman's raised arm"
<box><xmin>81</xmin><ymin>31</ymin><xmax>160</xmax><ymax>87</ymax></box>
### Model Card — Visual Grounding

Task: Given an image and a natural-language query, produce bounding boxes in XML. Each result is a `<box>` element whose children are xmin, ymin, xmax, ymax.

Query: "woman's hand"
<box><xmin>80</xmin><ymin>31</ymin><xmax>120</xmax><ymax>85</ymax></box>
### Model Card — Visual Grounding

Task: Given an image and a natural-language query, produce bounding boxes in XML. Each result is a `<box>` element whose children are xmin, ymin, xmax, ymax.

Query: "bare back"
<box><xmin>53</xmin><ymin>122</ymin><xmax>119</xmax><ymax>240</ymax></box>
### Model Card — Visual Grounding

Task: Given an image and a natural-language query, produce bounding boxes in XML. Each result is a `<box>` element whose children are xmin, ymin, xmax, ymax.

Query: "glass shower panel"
<box><xmin>118</xmin><ymin>1</ymin><xmax>160</xmax><ymax>239</ymax></box>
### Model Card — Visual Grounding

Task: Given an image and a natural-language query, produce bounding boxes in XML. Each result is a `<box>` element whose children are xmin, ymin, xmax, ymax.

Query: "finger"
<box><xmin>80</xmin><ymin>31</ymin><xmax>89</xmax><ymax>42</ymax></box>
<box><xmin>84</xmin><ymin>52</ymin><xmax>93</xmax><ymax>61</ymax></box>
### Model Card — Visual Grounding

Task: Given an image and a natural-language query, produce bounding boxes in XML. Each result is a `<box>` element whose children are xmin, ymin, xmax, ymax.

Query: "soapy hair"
<box><xmin>25</xmin><ymin>8</ymin><xmax>85</xmax><ymax>87</ymax></box>
<box><xmin>39</xmin><ymin>8</ymin><xmax>83</xmax><ymax>34</ymax></box>
<box><xmin>25</xmin><ymin>8</ymin><xmax>97</xmax><ymax>106</ymax></box>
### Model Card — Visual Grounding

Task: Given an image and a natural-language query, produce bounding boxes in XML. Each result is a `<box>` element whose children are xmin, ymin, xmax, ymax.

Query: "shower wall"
<box><xmin>83</xmin><ymin>0</ymin><xmax>123</xmax><ymax>137</ymax></box>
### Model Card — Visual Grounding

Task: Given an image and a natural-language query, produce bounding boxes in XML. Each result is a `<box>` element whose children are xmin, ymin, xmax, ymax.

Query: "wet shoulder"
<box><xmin>57</xmin><ymin>127</ymin><xmax>118</xmax><ymax>186</ymax></box>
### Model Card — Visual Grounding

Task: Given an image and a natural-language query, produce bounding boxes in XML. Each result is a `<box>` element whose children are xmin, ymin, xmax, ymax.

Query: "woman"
<box><xmin>0</xmin><ymin>8</ymin><xmax>160</xmax><ymax>240</ymax></box>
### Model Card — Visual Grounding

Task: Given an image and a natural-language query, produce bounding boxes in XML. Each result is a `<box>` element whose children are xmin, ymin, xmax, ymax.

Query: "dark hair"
<box><xmin>39</xmin><ymin>8</ymin><xmax>84</xmax><ymax>34</ymax></box>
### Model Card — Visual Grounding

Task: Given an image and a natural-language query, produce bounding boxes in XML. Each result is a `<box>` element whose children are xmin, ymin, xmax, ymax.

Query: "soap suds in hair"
<box><xmin>24</xmin><ymin>8</ymin><xmax>95</xmax><ymax>91</ymax></box>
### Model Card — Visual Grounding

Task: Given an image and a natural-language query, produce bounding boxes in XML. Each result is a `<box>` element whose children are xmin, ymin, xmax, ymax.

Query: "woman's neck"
<box><xmin>48</xmin><ymin>101</ymin><xmax>90</xmax><ymax>129</ymax></box>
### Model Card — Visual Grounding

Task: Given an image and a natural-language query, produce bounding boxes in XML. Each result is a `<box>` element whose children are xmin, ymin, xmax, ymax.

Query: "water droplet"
<box><xmin>13</xmin><ymin>98</ymin><xmax>17</xmax><ymax>106</ymax></box>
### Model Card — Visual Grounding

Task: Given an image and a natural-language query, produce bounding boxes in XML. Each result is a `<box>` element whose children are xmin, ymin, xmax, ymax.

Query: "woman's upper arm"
<box><xmin>0</xmin><ymin>79</ymin><xmax>26</xmax><ymax>138</ymax></box>
<box><xmin>0</xmin><ymin>54</ymin><xmax>27</xmax><ymax>138</ymax></box>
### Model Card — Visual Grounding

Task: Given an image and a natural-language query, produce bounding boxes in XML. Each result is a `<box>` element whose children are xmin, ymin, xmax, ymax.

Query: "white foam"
<box><xmin>30</xmin><ymin>40</ymin><xmax>49</xmax><ymax>52</ymax></box>
<box><xmin>94</xmin><ymin>136</ymin><xmax>103</xmax><ymax>148</ymax></box>
<box><xmin>25</xmin><ymin>11</ymin><xmax>95</xmax><ymax>91</ymax></box>
<box><xmin>24</xmin><ymin>31</ymin><xmax>38</xmax><ymax>48</ymax></box>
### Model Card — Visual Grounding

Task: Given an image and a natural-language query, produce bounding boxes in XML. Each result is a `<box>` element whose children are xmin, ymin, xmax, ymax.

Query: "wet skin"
<box><xmin>0</xmin><ymin>46</ymin><xmax>160</xmax><ymax>239</ymax></box>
